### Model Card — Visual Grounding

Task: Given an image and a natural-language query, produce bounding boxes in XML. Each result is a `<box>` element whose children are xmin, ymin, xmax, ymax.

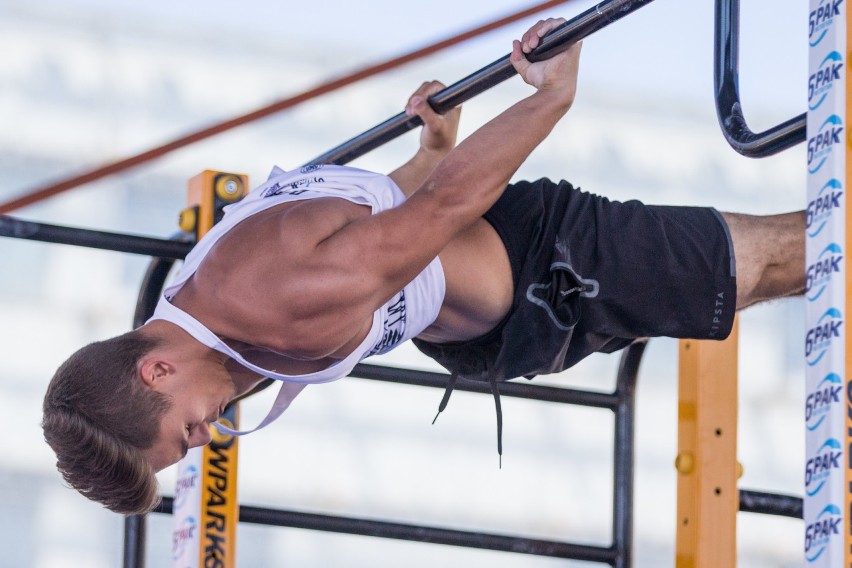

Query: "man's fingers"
<box><xmin>406</xmin><ymin>81</ymin><xmax>444</xmax><ymax>116</ymax></box>
<box><xmin>405</xmin><ymin>92</ymin><xmax>442</xmax><ymax>134</ymax></box>
<box><xmin>510</xmin><ymin>39</ymin><xmax>530</xmax><ymax>74</ymax></box>
<box><xmin>521</xmin><ymin>17</ymin><xmax>567</xmax><ymax>53</ymax></box>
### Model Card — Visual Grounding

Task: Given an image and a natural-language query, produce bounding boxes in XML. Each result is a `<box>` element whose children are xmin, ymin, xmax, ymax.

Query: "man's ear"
<box><xmin>137</xmin><ymin>355</ymin><xmax>175</xmax><ymax>389</ymax></box>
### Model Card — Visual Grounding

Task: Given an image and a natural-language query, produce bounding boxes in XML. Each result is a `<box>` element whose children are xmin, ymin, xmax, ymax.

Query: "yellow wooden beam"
<box><xmin>675</xmin><ymin>318</ymin><xmax>740</xmax><ymax>568</ymax></box>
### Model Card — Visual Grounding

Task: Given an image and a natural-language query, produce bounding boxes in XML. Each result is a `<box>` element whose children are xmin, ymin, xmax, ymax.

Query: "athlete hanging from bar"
<box><xmin>42</xmin><ymin>17</ymin><xmax>805</xmax><ymax>515</ymax></box>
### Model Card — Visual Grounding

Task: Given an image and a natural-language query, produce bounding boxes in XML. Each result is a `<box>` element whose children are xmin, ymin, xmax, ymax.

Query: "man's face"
<box><xmin>143</xmin><ymin>357</ymin><xmax>236</xmax><ymax>472</ymax></box>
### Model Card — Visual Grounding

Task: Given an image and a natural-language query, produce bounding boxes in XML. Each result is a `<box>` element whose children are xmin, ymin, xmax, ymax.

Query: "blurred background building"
<box><xmin>0</xmin><ymin>0</ymin><xmax>808</xmax><ymax>566</ymax></box>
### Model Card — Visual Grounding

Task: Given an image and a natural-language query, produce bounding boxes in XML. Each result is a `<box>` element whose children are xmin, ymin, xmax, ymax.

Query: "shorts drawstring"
<box><xmin>432</xmin><ymin>373</ymin><xmax>459</xmax><ymax>425</ymax></box>
<box><xmin>432</xmin><ymin>373</ymin><xmax>504</xmax><ymax>468</ymax></box>
<box><xmin>490</xmin><ymin>377</ymin><xmax>503</xmax><ymax>468</ymax></box>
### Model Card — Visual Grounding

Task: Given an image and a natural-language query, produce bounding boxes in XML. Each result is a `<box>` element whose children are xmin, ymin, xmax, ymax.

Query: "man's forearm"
<box><xmin>417</xmin><ymin>88</ymin><xmax>571</xmax><ymax>221</ymax></box>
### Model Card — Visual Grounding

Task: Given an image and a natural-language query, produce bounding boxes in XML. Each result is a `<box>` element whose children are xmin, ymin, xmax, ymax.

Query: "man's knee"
<box><xmin>721</xmin><ymin>211</ymin><xmax>805</xmax><ymax>309</ymax></box>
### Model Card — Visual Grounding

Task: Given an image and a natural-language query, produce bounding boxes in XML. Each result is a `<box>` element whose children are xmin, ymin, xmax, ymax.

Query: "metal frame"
<box><xmin>711</xmin><ymin>0</ymin><xmax>806</xmax><ymax>529</ymax></box>
<box><xmin>0</xmin><ymin>0</ymin><xmax>809</xmax><ymax>564</ymax></box>
<box><xmin>0</xmin><ymin>213</ymin><xmax>803</xmax><ymax>566</ymax></box>
<box><xmin>106</xmin><ymin>234</ymin><xmax>644</xmax><ymax>566</ymax></box>
<box><xmin>0</xmin><ymin>216</ymin><xmax>191</xmax><ymax>259</ymax></box>
<box><xmin>714</xmin><ymin>0</ymin><xmax>806</xmax><ymax>157</ymax></box>
<box><xmin>144</xmin><ymin>273</ymin><xmax>641</xmax><ymax>567</ymax></box>
<box><xmin>0</xmin><ymin>210</ymin><xmax>645</xmax><ymax>565</ymax></box>
<box><xmin>144</xmin><ymin>341</ymin><xmax>645</xmax><ymax>566</ymax></box>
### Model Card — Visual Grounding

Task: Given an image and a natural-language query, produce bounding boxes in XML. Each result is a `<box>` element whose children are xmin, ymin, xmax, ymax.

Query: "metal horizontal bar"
<box><xmin>0</xmin><ymin>215</ymin><xmax>191</xmax><ymax>259</ymax></box>
<box><xmin>714</xmin><ymin>0</ymin><xmax>805</xmax><ymax>157</ymax></box>
<box><xmin>154</xmin><ymin>497</ymin><xmax>617</xmax><ymax>563</ymax></box>
<box><xmin>308</xmin><ymin>0</ymin><xmax>657</xmax><ymax>166</ymax></box>
<box><xmin>738</xmin><ymin>489</ymin><xmax>802</xmax><ymax>519</ymax></box>
<box><xmin>1</xmin><ymin>0</ymin><xmax>577</xmax><ymax>217</ymax></box>
<box><xmin>352</xmin><ymin>363</ymin><xmax>621</xmax><ymax>410</ymax></box>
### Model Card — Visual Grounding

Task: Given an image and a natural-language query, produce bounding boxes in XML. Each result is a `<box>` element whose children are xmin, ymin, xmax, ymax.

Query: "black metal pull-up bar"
<box><xmin>308</xmin><ymin>0</ymin><xmax>657</xmax><ymax>166</ymax></box>
<box><xmin>0</xmin><ymin>0</ymin><xmax>658</xmax><ymax>257</ymax></box>
<box><xmin>0</xmin><ymin>0</ymin><xmax>576</xmax><ymax>215</ymax></box>
<box><xmin>0</xmin><ymin>215</ymin><xmax>192</xmax><ymax>259</ymax></box>
<box><xmin>714</xmin><ymin>0</ymin><xmax>806</xmax><ymax>157</ymax></box>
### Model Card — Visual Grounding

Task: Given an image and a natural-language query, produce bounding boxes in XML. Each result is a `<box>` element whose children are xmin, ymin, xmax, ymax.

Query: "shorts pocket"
<box><xmin>526</xmin><ymin>265</ymin><xmax>593</xmax><ymax>330</ymax></box>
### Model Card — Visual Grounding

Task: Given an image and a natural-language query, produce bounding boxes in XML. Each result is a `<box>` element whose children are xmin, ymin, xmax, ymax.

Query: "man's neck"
<box><xmin>138</xmin><ymin>319</ymin><xmax>227</xmax><ymax>364</ymax></box>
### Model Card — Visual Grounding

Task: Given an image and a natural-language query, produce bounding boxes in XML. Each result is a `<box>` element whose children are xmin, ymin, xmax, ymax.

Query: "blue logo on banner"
<box><xmin>807</xmin><ymin>179</ymin><xmax>844</xmax><ymax>237</ymax></box>
<box><xmin>805</xmin><ymin>308</ymin><xmax>843</xmax><ymax>366</ymax></box>
<box><xmin>806</xmin><ymin>243</ymin><xmax>843</xmax><ymax>301</ymax></box>
<box><xmin>806</xmin><ymin>373</ymin><xmax>843</xmax><ymax>431</ymax></box>
<box><xmin>810</xmin><ymin>0</ymin><xmax>844</xmax><ymax>47</ymax></box>
<box><xmin>173</xmin><ymin>465</ymin><xmax>199</xmax><ymax>509</ymax></box>
<box><xmin>809</xmin><ymin>51</ymin><xmax>843</xmax><ymax>110</ymax></box>
<box><xmin>172</xmin><ymin>516</ymin><xmax>197</xmax><ymax>560</ymax></box>
<box><xmin>805</xmin><ymin>504</ymin><xmax>842</xmax><ymax>562</ymax></box>
<box><xmin>805</xmin><ymin>438</ymin><xmax>842</xmax><ymax>496</ymax></box>
<box><xmin>808</xmin><ymin>115</ymin><xmax>844</xmax><ymax>174</ymax></box>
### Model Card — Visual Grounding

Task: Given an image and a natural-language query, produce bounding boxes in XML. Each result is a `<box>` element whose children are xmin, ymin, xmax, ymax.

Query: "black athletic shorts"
<box><xmin>412</xmin><ymin>178</ymin><xmax>738</xmax><ymax>382</ymax></box>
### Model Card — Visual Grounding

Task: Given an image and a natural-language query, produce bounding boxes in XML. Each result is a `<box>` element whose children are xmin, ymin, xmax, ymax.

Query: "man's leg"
<box><xmin>720</xmin><ymin>211</ymin><xmax>805</xmax><ymax>309</ymax></box>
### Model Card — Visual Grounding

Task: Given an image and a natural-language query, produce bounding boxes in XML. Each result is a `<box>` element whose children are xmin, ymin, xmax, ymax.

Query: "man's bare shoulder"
<box><xmin>225</xmin><ymin>198</ymin><xmax>372</xmax><ymax>254</ymax></box>
<box><xmin>181</xmin><ymin>197</ymin><xmax>376</xmax><ymax>355</ymax></box>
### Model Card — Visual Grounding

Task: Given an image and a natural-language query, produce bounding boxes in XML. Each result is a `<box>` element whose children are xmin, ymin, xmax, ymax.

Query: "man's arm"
<box><xmin>314</xmin><ymin>18</ymin><xmax>582</xmax><ymax>308</ymax></box>
<box><xmin>220</xmin><ymin>18</ymin><xmax>581</xmax><ymax>357</ymax></box>
<box><xmin>389</xmin><ymin>81</ymin><xmax>461</xmax><ymax>197</ymax></box>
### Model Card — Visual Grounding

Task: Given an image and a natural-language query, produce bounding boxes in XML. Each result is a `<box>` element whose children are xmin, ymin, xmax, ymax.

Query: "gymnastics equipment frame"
<box><xmin>0</xmin><ymin>0</ymin><xmax>808</xmax><ymax>565</ymax></box>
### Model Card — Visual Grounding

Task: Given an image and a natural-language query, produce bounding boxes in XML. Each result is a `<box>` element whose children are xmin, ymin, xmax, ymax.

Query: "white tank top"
<box><xmin>148</xmin><ymin>164</ymin><xmax>446</xmax><ymax>435</ymax></box>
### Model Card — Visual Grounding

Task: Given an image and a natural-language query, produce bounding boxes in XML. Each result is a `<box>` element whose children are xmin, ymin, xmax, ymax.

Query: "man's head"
<box><xmin>42</xmin><ymin>330</ymin><xmax>170</xmax><ymax>515</ymax></box>
<box><xmin>42</xmin><ymin>323</ymin><xmax>234</xmax><ymax>515</ymax></box>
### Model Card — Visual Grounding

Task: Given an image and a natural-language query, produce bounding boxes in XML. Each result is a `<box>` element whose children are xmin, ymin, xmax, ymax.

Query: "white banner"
<box><xmin>172</xmin><ymin>447</ymin><xmax>203</xmax><ymax>568</ymax></box>
<box><xmin>805</xmin><ymin>1</ymin><xmax>846</xmax><ymax>565</ymax></box>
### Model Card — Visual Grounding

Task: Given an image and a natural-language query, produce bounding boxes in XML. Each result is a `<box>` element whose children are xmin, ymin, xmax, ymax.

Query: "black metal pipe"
<box><xmin>352</xmin><ymin>362</ymin><xmax>621</xmax><ymax>410</ymax></box>
<box><xmin>133</xmin><ymin>257</ymin><xmax>178</xmax><ymax>328</ymax></box>
<box><xmin>0</xmin><ymin>215</ymin><xmax>192</xmax><ymax>259</ymax></box>
<box><xmin>611</xmin><ymin>340</ymin><xmax>644</xmax><ymax>568</ymax></box>
<box><xmin>153</xmin><ymin>496</ymin><xmax>617</xmax><ymax>563</ymax></box>
<box><xmin>122</xmin><ymin>516</ymin><xmax>146</xmax><ymax>568</ymax></box>
<box><xmin>132</xmin><ymin>235</ymin><xmax>192</xmax><ymax>328</ymax></box>
<box><xmin>0</xmin><ymin>2</ymin><xmax>661</xmax><ymax>258</ymax></box>
<box><xmin>307</xmin><ymin>0</ymin><xmax>658</xmax><ymax>166</ymax></box>
<box><xmin>124</xmin><ymin>251</ymin><xmax>185</xmax><ymax>568</ymax></box>
<box><xmin>738</xmin><ymin>489</ymin><xmax>803</xmax><ymax>519</ymax></box>
<box><xmin>714</xmin><ymin>0</ymin><xmax>806</xmax><ymax>157</ymax></box>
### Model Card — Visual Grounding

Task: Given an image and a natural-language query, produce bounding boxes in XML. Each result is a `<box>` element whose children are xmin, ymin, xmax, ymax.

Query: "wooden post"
<box><xmin>675</xmin><ymin>318</ymin><xmax>739</xmax><ymax>568</ymax></box>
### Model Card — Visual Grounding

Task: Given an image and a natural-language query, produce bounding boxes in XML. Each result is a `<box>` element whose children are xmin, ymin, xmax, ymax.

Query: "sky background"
<box><xmin>20</xmin><ymin>0</ymin><xmax>807</xmax><ymax>117</ymax></box>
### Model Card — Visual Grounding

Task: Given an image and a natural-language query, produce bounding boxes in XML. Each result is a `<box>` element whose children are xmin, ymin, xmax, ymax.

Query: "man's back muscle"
<box><xmin>171</xmin><ymin>197</ymin><xmax>377</xmax><ymax>364</ymax></box>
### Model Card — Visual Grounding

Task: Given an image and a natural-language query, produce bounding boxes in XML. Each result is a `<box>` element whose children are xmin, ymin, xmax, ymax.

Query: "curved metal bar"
<box><xmin>714</xmin><ymin>0</ymin><xmax>805</xmax><ymax>157</ymax></box>
<box><xmin>611</xmin><ymin>339</ymin><xmax>644</xmax><ymax>568</ymax></box>
<box><xmin>133</xmin><ymin>242</ymin><xmax>186</xmax><ymax>327</ymax></box>
<box><xmin>307</xmin><ymin>0</ymin><xmax>658</xmax><ymax>166</ymax></box>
